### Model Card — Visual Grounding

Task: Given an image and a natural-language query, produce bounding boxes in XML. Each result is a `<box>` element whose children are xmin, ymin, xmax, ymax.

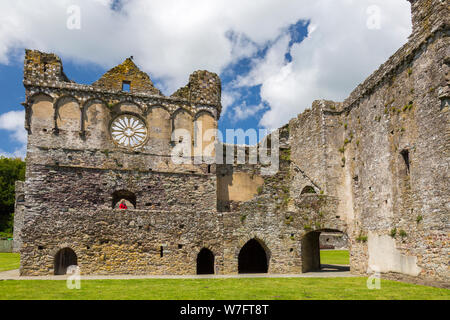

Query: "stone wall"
<box><xmin>92</xmin><ymin>58</ymin><xmax>162</xmax><ymax>95</ymax></box>
<box><xmin>319</xmin><ymin>232</ymin><xmax>349</xmax><ymax>250</ymax></box>
<box><xmin>0</xmin><ymin>240</ymin><xmax>13</xmax><ymax>253</ymax></box>
<box><xmin>288</xmin><ymin>0</ymin><xmax>449</xmax><ymax>286</ymax></box>
<box><xmin>16</xmin><ymin>0</ymin><xmax>448</xmax><ymax>287</ymax></box>
<box><xmin>13</xmin><ymin>181</ymin><xmax>25</xmax><ymax>252</ymax></box>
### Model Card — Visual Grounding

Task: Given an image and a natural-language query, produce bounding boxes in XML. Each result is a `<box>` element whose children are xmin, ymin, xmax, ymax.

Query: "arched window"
<box><xmin>54</xmin><ymin>248</ymin><xmax>77</xmax><ymax>275</ymax></box>
<box><xmin>301</xmin><ymin>186</ymin><xmax>316</xmax><ymax>194</ymax></box>
<box><xmin>112</xmin><ymin>190</ymin><xmax>137</xmax><ymax>209</ymax></box>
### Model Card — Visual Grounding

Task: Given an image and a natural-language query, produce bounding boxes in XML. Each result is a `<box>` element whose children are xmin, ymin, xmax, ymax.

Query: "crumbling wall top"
<box><xmin>92</xmin><ymin>58</ymin><xmax>163</xmax><ymax>96</ymax></box>
<box><xmin>171</xmin><ymin>70</ymin><xmax>222</xmax><ymax>114</ymax></box>
<box><xmin>24</xmin><ymin>49</ymin><xmax>70</xmax><ymax>83</ymax></box>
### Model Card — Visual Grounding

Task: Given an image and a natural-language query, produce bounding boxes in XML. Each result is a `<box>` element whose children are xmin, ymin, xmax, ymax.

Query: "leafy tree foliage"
<box><xmin>0</xmin><ymin>157</ymin><xmax>25</xmax><ymax>236</ymax></box>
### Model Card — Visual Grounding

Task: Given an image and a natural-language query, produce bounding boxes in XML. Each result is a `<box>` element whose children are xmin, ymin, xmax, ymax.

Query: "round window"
<box><xmin>110</xmin><ymin>114</ymin><xmax>147</xmax><ymax>148</ymax></box>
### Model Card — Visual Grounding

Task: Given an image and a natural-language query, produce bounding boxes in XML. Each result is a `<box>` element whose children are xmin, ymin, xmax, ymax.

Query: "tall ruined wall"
<box><xmin>289</xmin><ymin>0</ymin><xmax>449</xmax><ymax>286</ymax></box>
<box><xmin>20</xmin><ymin>50</ymin><xmax>223</xmax><ymax>275</ymax></box>
<box><xmin>24</xmin><ymin>51</ymin><xmax>220</xmax><ymax>163</ymax></box>
<box><xmin>215</xmin><ymin>127</ymin><xmax>346</xmax><ymax>274</ymax></box>
<box><xmin>16</xmin><ymin>0</ymin><xmax>448</xmax><ymax>284</ymax></box>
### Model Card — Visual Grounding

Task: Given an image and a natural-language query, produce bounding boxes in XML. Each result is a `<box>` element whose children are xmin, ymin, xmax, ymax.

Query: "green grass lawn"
<box><xmin>0</xmin><ymin>278</ymin><xmax>448</xmax><ymax>300</ymax></box>
<box><xmin>0</xmin><ymin>253</ymin><xmax>20</xmax><ymax>272</ymax></box>
<box><xmin>1</xmin><ymin>253</ymin><xmax>448</xmax><ymax>300</ymax></box>
<box><xmin>320</xmin><ymin>250</ymin><xmax>350</xmax><ymax>265</ymax></box>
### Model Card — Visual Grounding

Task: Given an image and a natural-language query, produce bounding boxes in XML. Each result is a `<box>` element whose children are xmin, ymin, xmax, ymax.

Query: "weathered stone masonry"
<box><xmin>16</xmin><ymin>0</ymin><xmax>448</xmax><ymax>287</ymax></box>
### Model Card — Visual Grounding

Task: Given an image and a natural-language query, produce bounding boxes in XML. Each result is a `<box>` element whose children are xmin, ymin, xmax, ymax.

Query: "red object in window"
<box><xmin>119</xmin><ymin>203</ymin><xmax>128</xmax><ymax>210</ymax></box>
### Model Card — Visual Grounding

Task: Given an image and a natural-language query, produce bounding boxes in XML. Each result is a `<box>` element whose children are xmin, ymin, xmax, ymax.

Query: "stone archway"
<box><xmin>238</xmin><ymin>239</ymin><xmax>268</xmax><ymax>274</ymax></box>
<box><xmin>54</xmin><ymin>247</ymin><xmax>77</xmax><ymax>275</ymax></box>
<box><xmin>196</xmin><ymin>248</ymin><xmax>215</xmax><ymax>275</ymax></box>
<box><xmin>301</xmin><ymin>229</ymin><xmax>349</xmax><ymax>273</ymax></box>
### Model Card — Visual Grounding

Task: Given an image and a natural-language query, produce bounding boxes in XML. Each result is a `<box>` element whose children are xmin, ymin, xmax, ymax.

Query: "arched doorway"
<box><xmin>301</xmin><ymin>229</ymin><xmax>349</xmax><ymax>273</ymax></box>
<box><xmin>54</xmin><ymin>248</ymin><xmax>77</xmax><ymax>275</ymax></box>
<box><xmin>238</xmin><ymin>239</ymin><xmax>268</xmax><ymax>274</ymax></box>
<box><xmin>196</xmin><ymin>248</ymin><xmax>215</xmax><ymax>275</ymax></box>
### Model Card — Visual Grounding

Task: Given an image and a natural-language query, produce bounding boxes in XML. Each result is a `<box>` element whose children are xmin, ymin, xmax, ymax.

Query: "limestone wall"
<box><xmin>13</xmin><ymin>181</ymin><xmax>25</xmax><ymax>252</ymax></box>
<box><xmin>17</xmin><ymin>0</ymin><xmax>448</xmax><ymax>286</ymax></box>
<box><xmin>288</xmin><ymin>0</ymin><xmax>449</xmax><ymax>285</ymax></box>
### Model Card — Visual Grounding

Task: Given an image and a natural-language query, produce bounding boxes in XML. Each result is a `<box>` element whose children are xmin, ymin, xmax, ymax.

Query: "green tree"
<box><xmin>0</xmin><ymin>157</ymin><xmax>26</xmax><ymax>237</ymax></box>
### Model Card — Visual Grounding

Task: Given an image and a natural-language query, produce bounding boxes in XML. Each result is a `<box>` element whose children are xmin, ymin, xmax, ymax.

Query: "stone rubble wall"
<box><xmin>12</xmin><ymin>181</ymin><xmax>25</xmax><ymax>252</ymax></box>
<box><xmin>288</xmin><ymin>0</ymin><xmax>449</xmax><ymax>286</ymax></box>
<box><xmin>16</xmin><ymin>0</ymin><xmax>449</xmax><ymax>287</ymax></box>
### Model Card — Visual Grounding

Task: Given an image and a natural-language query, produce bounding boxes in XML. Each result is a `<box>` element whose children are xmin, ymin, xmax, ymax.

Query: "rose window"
<box><xmin>110</xmin><ymin>114</ymin><xmax>147</xmax><ymax>148</ymax></box>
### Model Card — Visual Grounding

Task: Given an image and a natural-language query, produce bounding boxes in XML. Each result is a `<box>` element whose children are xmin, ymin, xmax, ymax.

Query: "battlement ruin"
<box><xmin>15</xmin><ymin>0</ymin><xmax>449</xmax><ymax>287</ymax></box>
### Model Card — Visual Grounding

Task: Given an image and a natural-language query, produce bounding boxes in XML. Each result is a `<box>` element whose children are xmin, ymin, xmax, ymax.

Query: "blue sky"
<box><xmin>0</xmin><ymin>0</ymin><xmax>412</xmax><ymax>157</ymax></box>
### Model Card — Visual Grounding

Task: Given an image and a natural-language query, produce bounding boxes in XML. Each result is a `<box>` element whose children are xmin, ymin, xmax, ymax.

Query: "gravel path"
<box><xmin>0</xmin><ymin>265</ymin><xmax>355</xmax><ymax>281</ymax></box>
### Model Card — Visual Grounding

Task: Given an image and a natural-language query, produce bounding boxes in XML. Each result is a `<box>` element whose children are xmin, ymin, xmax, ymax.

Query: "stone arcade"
<box><xmin>14</xmin><ymin>0</ymin><xmax>449</xmax><ymax>287</ymax></box>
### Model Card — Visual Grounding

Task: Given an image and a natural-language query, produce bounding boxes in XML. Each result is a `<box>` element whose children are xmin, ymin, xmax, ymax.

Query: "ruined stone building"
<box><xmin>14</xmin><ymin>0</ymin><xmax>448</xmax><ymax>287</ymax></box>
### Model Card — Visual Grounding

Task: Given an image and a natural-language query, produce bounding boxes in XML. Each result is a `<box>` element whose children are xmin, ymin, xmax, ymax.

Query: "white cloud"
<box><xmin>221</xmin><ymin>90</ymin><xmax>241</xmax><ymax>116</ymax></box>
<box><xmin>0</xmin><ymin>0</ymin><xmax>412</xmax><ymax>130</ymax></box>
<box><xmin>0</xmin><ymin>110</ymin><xmax>27</xmax><ymax>143</ymax></box>
<box><xmin>231</xmin><ymin>103</ymin><xmax>265</xmax><ymax>122</ymax></box>
<box><xmin>0</xmin><ymin>110</ymin><xmax>27</xmax><ymax>158</ymax></box>
<box><xmin>235</xmin><ymin>1</ymin><xmax>412</xmax><ymax>129</ymax></box>
<box><xmin>0</xmin><ymin>145</ymin><xmax>26</xmax><ymax>159</ymax></box>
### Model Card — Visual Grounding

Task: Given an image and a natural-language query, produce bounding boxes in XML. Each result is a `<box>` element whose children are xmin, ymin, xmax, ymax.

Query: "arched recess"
<box><xmin>172</xmin><ymin>108</ymin><xmax>194</xmax><ymax>156</ymax></box>
<box><xmin>54</xmin><ymin>247</ymin><xmax>77</xmax><ymax>275</ymax></box>
<box><xmin>82</xmin><ymin>99</ymin><xmax>111</xmax><ymax>142</ymax></box>
<box><xmin>29</xmin><ymin>93</ymin><xmax>54</xmax><ymax>134</ymax></box>
<box><xmin>112</xmin><ymin>190</ymin><xmax>137</xmax><ymax>209</ymax></box>
<box><xmin>196</xmin><ymin>248</ymin><xmax>215</xmax><ymax>275</ymax></box>
<box><xmin>55</xmin><ymin>96</ymin><xmax>81</xmax><ymax>133</ymax></box>
<box><xmin>111</xmin><ymin>101</ymin><xmax>144</xmax><ymax>116</ymax></box>
<box><xmin>146</xmin><ymin>105</ymin><xmax>171</xmax><ymax>153</ymax></box>
<box><xmin>301</xmin><ymin>186</ymin><xmax>316</xmax><ymax>194</ymax></box>
<box><xmin>194</xmin><ymin>111</ymin><xmax>216</xmax><ymax>159</ymax></box>
<box><xmin>301</xmin><ymin>229</ymin><xmax>349</xmax><ymax>273</ymax></box>
<box><xmin>238</xmin><ymin>238</ymin><xmax>269</xmax><ymax>274</ymax></box>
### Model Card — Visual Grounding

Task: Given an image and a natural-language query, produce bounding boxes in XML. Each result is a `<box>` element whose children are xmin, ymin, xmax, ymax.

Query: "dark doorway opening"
<box><xmin>238</xmin><ymin>239</ymin><xmax>268</xmax><ymax>274</ymax></box>
<box><xmin>196</xmin><ymin>248</ymin><xmax>215</xmax><ymax>275</ymax></box>
<box><xmin>54</xmin><ymin>248</ymin><xmax>77</xmax><ymax>275</ymax></box>
<box><xmin>301</xmin><ymin>230</ymin><xmax>349</xmax><ymax>273</ymax></box>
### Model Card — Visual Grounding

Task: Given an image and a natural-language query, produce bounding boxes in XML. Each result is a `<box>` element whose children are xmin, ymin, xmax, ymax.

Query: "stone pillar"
<box><xmin>13</xmin><ymin>181</ymin><xmax>25</xmax><ymax>253</ymax></box>
<box><xmin>301</xmin><ymin>231</ymin><xmax>321</xmax><ymax>272</ymax></box>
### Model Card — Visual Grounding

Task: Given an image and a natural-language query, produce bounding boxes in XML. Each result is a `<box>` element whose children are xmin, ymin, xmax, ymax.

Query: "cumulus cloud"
<box><xmin>234</xmin><ymin>1</ymin><xmax>412</xmax><ymax>129</ymax></box>
<box><xmin>0</xmin><ymin>0</ymin><xmax>412</xmax><ymax>130</ymax></box>
<box><xmin>232</xmin><ymin>103</ymin><xmax>266</xmax><ymax>122</ymax></box>
<box><xmin>221</xmin><ymin>90</ymin><xmax>241</xmax><ymax>117</ymax></box>
<box><xmin>0</xmin><ymin>110</ymin><xmax>27</xmax><ymax>158</ymax></box>
<box><xmin>0</xmin><ymin>0</ymin><xmax>307</xmax><ymax>91</ymax></box>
